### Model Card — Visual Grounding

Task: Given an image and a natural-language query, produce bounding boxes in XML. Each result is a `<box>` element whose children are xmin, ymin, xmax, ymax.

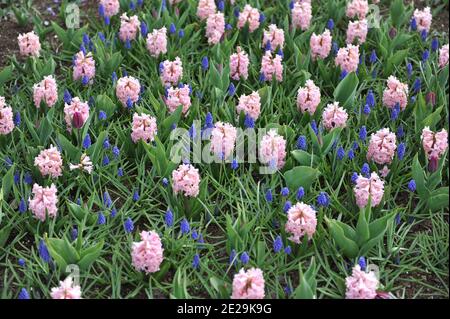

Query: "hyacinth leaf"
<box><xmin>171</xmin><ymin>268</ymin><xmax>189</xmax><ymax>299</ymax></box>
<box><xmin>321</xmin><ymin>128</ymin><xmax>343</xmax><ymax>156</ymax></box>
<box><xmin>308</xmin><ymin>125</ymin><xmax>322</xmax><ymax>155</ymax></box>
<box><xmin>325</xmin><ymin>218</ymin><xmax>359</xmax><ymax>258</ymax></box>
<box><xmin>359</xmin><ymin>211</ymin><xmax>396</xmax><ymax>255</ymax></box>
<box><xmin>333</xmin><ymin>220</ymin><xmax>357</xmax><ymax>241</ymax></box>
<box><xmin>412</xmin><ymin>154</ymin><xmax>430</xmax><ymax>200</ymax></box>
<box><xmin>78</xmin><ymin>240</ymin><xmax>104</xmax><ymax>271</ymax></box>
<box><xmin>427</xmin><ymin>187</ymin><xmax>449</xmax><ymax>212</ymax></box>
<box><xmin>414</xmin><ymin>93</ymin><xmax>428</xmax><ymax>132</ymax></box>
<box><xmin>355</xmin><ymin>206</ymin><xmax>370</xmax><ymax>246</ymax></box>
<box><xmin>154</xmin><ymin>261</ymin><xmax>171</xmax><ymax>282</ymax></box>
<box><xmin>294</xmin><ymin>258</ymin><xmax>317</xmax><ymax>299</ymax></box>
<box><xmin>0</xmin><ymin>225</ymin><xmax>12</xmax><ymax>248</ymax></box>
<box><xmin>390</xmin><ymin>0</ymin><xmax>406</xmax><ymax>28</ymax></box>
<box><xmin>46</xmin><ymin>238</ymin><xmax>69</xmax><ymax>270</ymax></box>
<box><xmin>161</xmin><ymin>105</ymin><xmax>183</xmax><ymax>138</ymax></box>
<box><xmin>209</xmin><ymin>277</ymin><xmax>229</xmax><ymax>299</ymax></box>
<box><xmin>284</xmin><ymin>166</ymin><xmax>320</xmax><ymax>192</ymax></box>
<box><xmin>96</xmin><ymin>95</ymin><xmax>117</xmax><ymax>118</ymax></box>
<box><xmin>291</xmin><ymin>150</ymin><xmax>319</xmax><ymax>167</ymax></box>
<box><xmin>51</xmin><ymin>21</ymin><xmax>69</xmax><ymax>47</ymax></box>
<box><xmin>88</xmin><ymin>130</ymin><xmax>108</xmax><ymax>164</ymax></box>
<box><xmin>422</xmin><ymin>105</ymin><xmax>444</xmax><ymax>130</ymax></box>
<box><xmin>256</xmin><ymin>240</ymin><xmax>266</xmax><ymax>266</ymax></box>
<box><xmin>0</xmin><ymin>65</ymin><xmax>13</xmax><ymax>86</ymax></box>
<box><xmin>333</xmin><ymin>72</ymin><xmax>359</xmax><ymax>110</ymax></box>
<box><xmin>438</xmin><ymin>64</ymin><xmax>449</xmax><ymax>87</ymax></box>
<box><xmin>38</xmin><ymin>110</ymin><xmax>55</xmax><ymax>145</ymax></box>
<box><xmin>1</xmin><ymin>164</ymin><xmax>15</xmax><ymax>199</ymax></box>
<box><xmin>386</xmin><ymin>49</ymin><xmax>409</xmax><ymax>75</ymax></box>
<box><xmin>57</xmin><ymin>133</ymin><xmax>81</xmax><ymax>162</ymax></box>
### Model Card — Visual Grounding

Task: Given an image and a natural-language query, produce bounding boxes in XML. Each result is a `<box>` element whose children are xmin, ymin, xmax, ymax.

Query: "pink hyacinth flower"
<box><xmin>119</xmin><ymin>13</ymin><xmax>140</xmax><ymax>42</ymax></box>
<box><xmin>231</xmin><ymin>268</ymin><xmax>265</xmax><ymax>299</ymax></box>
<box><xmin>28</xmin><ymin>183</ymin><xmax>58</xmax><ymax>221</ymax></box>
<box><xmin>146</xmin><ymin>27</ymin><xmax>167</xmax><ymax>57</ymax></box>
<box><xmin>64</xmin><ymin>97</ymin><xmax>89</xmax><ymax>132</ymax></box>
<box><xmin>172</xmin><ymin>164</ymin><xmax>201</xmax><ymax>197</ymax></box>
<box><xmin>237</xmin><ymin>5</ymin><xmax>260</xmax><ymax>33</ymax></box>
<box><xmin>346</xmin><ymin>0</ymin><xmax>369</xmax><ymax>20</ymax></box>
<box><xmin>439</xmin><ymin>44</ymin><xmax>449</xmax><ymax>68</ymax></box>
<box><xmin>210</xmin><ymin>122</ymin><xmax>237</xmax><ymax>160</ymax></box>
<box><xmin>131</xmin><ymin>230</ymin><xmax>164</xmax><ymax>274</ymax></box>
<box><xmin>230</xmin><ymin>46</ymin><xmax>249</xmax><ymax>81</ymax></box>
<box><xmin>17</xmin><ymin>31</ymin><xmax>41</xmax><ymax>57</ymax></box>
<box><xmin>33</xmin><ymin>75</ymin><xmax>58</xmax><ymax>108</ymax></box>
<box><xmin>50</xmin><ymin>277</ymin><xmax>82</xmax><ymax>299</ymax></box>
<box><xmin>310</xmin><ymin>29</ymin><xmax>332</xmax><ymax>60</ymax></box>
<box><xmin>197</xmin><ymin>0</ymin><xmax>217</xmax><ymax>21</ymax></box>
<box><xmin>73</xmin><ymin>51</ymin><xmax>96</xmax><ymax>83</ymax></box>
<box><xmin>346</xmin><ymin>19</ymin><xmax>368</xmax><ymax>44</ymax></box>
<box><xmin>292</xmin><ymin>2</ymin><xmax>312</xmax><ymax>31</ymax></box>
<box><xmin>34</xmin><ymin>145</ymin><xmax>63</xmax><ymax>178</ymax></box>
<box><xmin>259</xmin><ymin>129</ymin><xmax>287</xmax><ymax>170</ymax></box>
<box><xmin>322</xmin><ymin>102</ymin><xmax>348</xmax><ymax>130</ymax></box>
<box><xmin>297</xmin><ymin>79</ymin><xmax>321</xmax><ymax>115</ymax></box>
<box><xmin>165</xmin><ymin>84</ymin><xmax>191</xmax><ymax>115</ymax></box>
<box><xmin>382</xmin><ymin>76</ymin><xmax>409</xmax><ymax>111</ymax></box>
<box><xmin>260</xmin><ymin>51</ymin><xmax>283</xmax><ymax>82</ymax></box>
<box><xmin>160</xmin><ymin>57</ymin><xmax>183</xmax><ymax>86</ymax></box>
<box><xmin>262</xmin><ymin>24</ymin><xmax>285</xmax><ymax>50</ymax></box>
<box><xmin>131</xmin><ymin>112</ymin><xmax>158</xmax><ymax>143</ymax></box>
<box><xmin>335</xmin><ymin>44</ymin><xmax>360</xmax><ymax>73</ymax></box>
<box><xmin>345</xmin><ymin>265</ymin><xmax>379</xmax><ymax>299</ymax></box>
<box><xmin>421</xmin><ymin>127</ymin><xmax>448</xmax><ymax>160</ymax></box>
<box><xmin>285</xmin><ymin>202</ymin><xmax>317</xmax><ymax>243</ymax></box>
<box><xmin>354</xmin><ymin>172</ymin><xmax>385</xmax><ymax>208</ymax></box>
<box><xmin>0</xmin><ymin>96</ymin><xmax>14</xmax><ymax>135</ymax></box>
<box><xmin>116</xmin><ymin>76</ymin><xmax>141</xmax><ymax>107</ymax></box>
<box><xmin>236</xmin><ymin>91</ymin><xmax>261</xmax><ymax>120</ymax></box>
<box><xmin>100</xmin><ymin>0</ymin><xmax>120</xmax><ymax>17</ymax></box>
<box><xmin>413</xmin><ymin>7</ymin><xmax>432</xmax><ymax>33</ymax></box>
<box><xmin>367</xmin><ymin>128</ymin><xmax>397</xmax><ymax>165</ymax></box>
<box><xmin>206</xmin><ymin>12</ymin><xmax>225</xmax><ymax>45</ymax></box>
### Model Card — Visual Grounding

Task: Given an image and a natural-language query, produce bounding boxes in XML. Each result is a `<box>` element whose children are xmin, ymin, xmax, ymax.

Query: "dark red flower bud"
<box><xmin>389</xmin><ymin>27</ymin><xmax>397</xmax><ymax>39</ymax></box>
<box><xmin>428</xmin><ymin>155</ymin><xmax>439</xmax><ymax>172</ymax></box>
<box><xmin>72</xmin><ymin>112</ymin><xmax>84</xmax><ymax>129</ymax></box>
<box><xmin>426</xmin><ymin>92</ymin><xmax>436</xmax><ymax>106</ymax></box>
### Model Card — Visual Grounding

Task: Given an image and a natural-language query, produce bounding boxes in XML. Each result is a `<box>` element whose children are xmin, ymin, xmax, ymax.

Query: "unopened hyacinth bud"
<box><xmin>327</xmin><ymin>19</ymin><xmax>334</xmax><ymax>30</ymax></box>
<box><xmin>389</xmin><ymin>27</ymin><xmax>397</xmax><ymax>39</ymax></box>
<box><xmin>431</xmin><ymin>38</ymin><xmax>439</xmax><ymax>52</ymax></box>
<box><xmin>296</xmin><ymin>187</ymin><xmax>305</xmax><ymax>200</ymax></box>
<box><xmin>273</xmin><ymin>236</ymin><xmax>283</xmax><ymax>253</ymax></box>
<box><xmin>428</xmin><ymin>156</ymin><xmax>439</xmax><ymax>172</ymax></box>
<box><xmin>181</xmin><ymin>218</ymin><xmax>190</xmax><ymax>234</ymax></box>
<box><xmin>426</xmin><ymin>92</ymin><xmax>436</xmax><ymax>106</ymax></box>
<box><xmin>124</xmin><ymin>217</ymin><xmax>134</xmax><ymax>233</ymax></box>
<box><xmin>281</xmin><ymin>187</ymin><xmax>289</xmax><ymax>197</ymax></box>
<box><xmin>72</xmin><ymin>112</ymin><xmax>84</xmax><ymax>129</ymax></box>
<box><xmin>408</xmin><ymin>179</ymin><xmax>416</xmax><ymax>192</ymax></box>
<box><xmin>358</xmin><ymin>257</ymin><xmax>366</xmax><ymax>271</ymax></box>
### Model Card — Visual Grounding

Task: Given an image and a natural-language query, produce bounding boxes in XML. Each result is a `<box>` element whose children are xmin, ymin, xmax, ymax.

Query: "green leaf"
<box><xmin>78</xmin><ymin>240</ymin><xmax>104</xmax><ymax>270</ymax></box>
<box><xmin>428</xmin><ymin>187</ymin><xmax>449</xmax><ymax>211</ymax></box>
<box><xmin>412</xmin><ymin>154</ymin><xmax>429</xmax><ymax>200</ymax></box>
<box><xmin>0</xmin><ymin>65</ymin><xmax>14</xmax><ymax>86</ymax></box>
<box><xmin>96</xmin><ymin>94</ymin><xmax>117</xmax><ymax>118</ymax></box>
<box><xmin>326</xmin><ymin>218</ymin><xmax>359</xmax><ymax>258</ymax></box>
<box><xmin>386</xmin><ymin>49</ymin><xmax>408</xmax><ymax>75</ymax></box>
<box><xmin>322</xmin><ymin>128</ymin><xmax>342</xmax><ymax>156</ymax></box>
<box><xmin>0</xmin><ymin>226</ymin><xmax>12</xmax><ymax>248</ymax></box>
<box><xmin>390</xmin><ymin>0</ymin><xmax>405</xmax><ymax>27</ymax></box>
<box><xmin>57</xmin><ymin>133</ymin><xmax>81</xmax><ymax>162</ymax></box>
<box><xmin>355</xmin><ymin>207</ymin><xmax>370</xmax><ymax>246</ymax></box>
<box><xmin>284</xmin><ymin>166</ymin><xmax>320</xmax><ymax>191</ymax></box>
<box><xmin>333</xmin><ymin>72</ymin><xmax>359</xmax><ymax>110</ymax></box>
<box><xmin>161</xmin><ymin>105</ymin><xmax>183</xmax><ymax>139</ymax></box>
<box><xmin>291</xmin><ymin>150</ymin><xmax>318</xmax><ymax>166</ymax></box>
<box><xmin>88</xmin><ymin>131</ymin><xmax>107</xmax><ymax>164</ymax></box>
<box><xmin>1</xmin><ymin>164</ymin><xmax>15</xmax><ymax>199</ymax></box>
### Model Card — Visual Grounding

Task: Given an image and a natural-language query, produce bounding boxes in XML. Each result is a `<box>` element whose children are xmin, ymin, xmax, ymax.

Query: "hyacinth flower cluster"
<box><xmin>0</xmin><ymin>0</ymin><xmax>448</xmax><ymax>300</ymax></box>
